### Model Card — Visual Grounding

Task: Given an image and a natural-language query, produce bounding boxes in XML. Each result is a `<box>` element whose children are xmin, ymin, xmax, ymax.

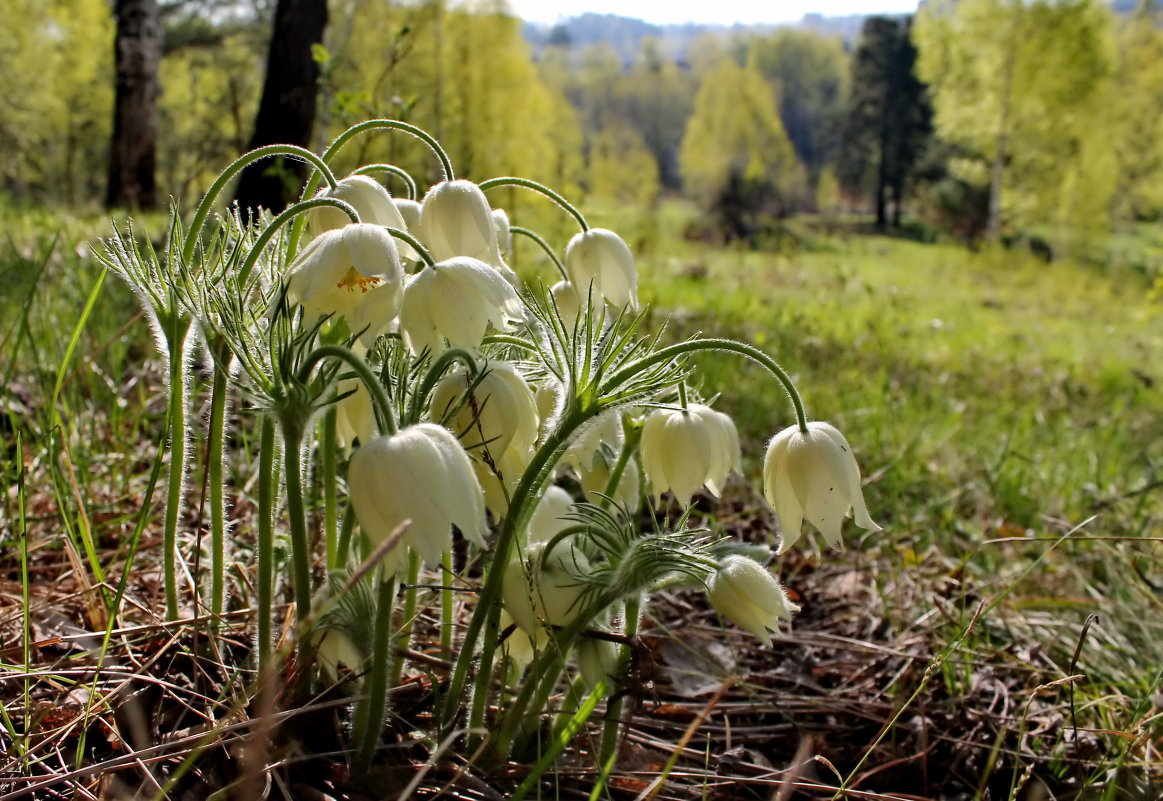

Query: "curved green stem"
<box><xmin>510</xmin><ymin>226</ymin><xmax>567</xmax><ymax>281</ymax></box>
<box><xmin>440</xmin><ymin>550</ymin><xmax>454</xmax><ymax>659</ymax></box>
<box><xmin>237</xmin><ymin>198</ymin><xmax>361</xmax><ymax>286</ymax></box>
<box><xmin>384</xmin><ymin>227</ymin><xmax>435</xmax><ymax>267</ymax></box>
<box><xmin>440</xmin><ymin>407</ymin><xmax>588</xmax><ymax>735</ymax></box>
<box><xmin>605</xmin><ymin>338</ymin><xmax>809</xmax><ymax>434</ymax></box>
<box><xmin>299</xmin><ymin>345</ymin><xmax>397</xmax><ymax>436</ymax></box>
<box><xmin>354</xmin><ymin>163</ymin><xmax>418</xmax><ymax>200</ymax></box>
<box><xmin>257</xmin><ymin>416</ymin><xmax>277</xmax><ymax>674</ymax></box>
<box><xmin>599</xmin><ymin>419</ymin><xmax>640</xmax><ymax>510</ymax></box>
<box><xmin>336</xmin><ymin>499</ymin><xmax>356</xmax><ymax>568</ymax></box>
<box><xmin>478</xmin><ymin>177</ymin><xmax>588</xmax><ymax>233</ymax></box>
<box><xmin>406</xmin><ymin>347</ymin><xmax>478</xmax><ymax>425</ymax></box>
<box><xmin>290</xmin><ymin>120</ymin><xmax>453</xmax><ymax>257</ymax></box>
<box><xmin>183</xmin><ymin>144</ymin><xmax>340</xmax><ymax>263</ymax></box>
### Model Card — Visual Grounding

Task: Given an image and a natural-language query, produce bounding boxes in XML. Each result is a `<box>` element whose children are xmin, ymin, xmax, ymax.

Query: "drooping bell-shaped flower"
<box><xmin>502</xmin><ymin>542</ymin><xmax>592</xmax><ymax>636</ymax></box>
<box><xmin>348</xmin><ymin>423</ymin><xmax>487</xmax><ymax>574</ymax></box>
<box><xmin>640</xmin><ymin>403</ymin><xmax>741</xmax><ymax>506</ymax></box>
<box><xmin>285</xmin><ymin>223</ymin><xmax>404</xmax><ymax>344</ymax></box>
<box><xmin>419</xmin><ymin>180</ymin><xmax>504</xmax><ymax>267</ymax></box>
<box><xmin>564</xmin><ymin>228</ymin><xmax>638</xmax><ymax>309</ymax></box>
<box><xmin>399</xmin><ymin>257</ymin><xmax>524</xmax><ymax>355</ymax></box>
<box><xmin>706</xmin><ymin>555</ymin><xmax>799</xmax><ymax>647</ymax></box>
<box><xmin>311</xmin><ymin>175</ymin><xmax>412</xmax><ymax>240</ymax></box>
<box><xmin>429</xmin><ymin>361</ymin><xmax>539</xmax><ymax>459</ymax></box>
<box><xmin>762</xmin><ymin>421</ymin><xmax>880</xmax><ymax>553</ymax></box>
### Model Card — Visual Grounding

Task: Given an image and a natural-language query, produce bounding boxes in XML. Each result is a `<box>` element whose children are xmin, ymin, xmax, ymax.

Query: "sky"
<box><xmin>508</xmin><ymin>0</ymin><xmax>921</xmax><ymax>26</ymax></box>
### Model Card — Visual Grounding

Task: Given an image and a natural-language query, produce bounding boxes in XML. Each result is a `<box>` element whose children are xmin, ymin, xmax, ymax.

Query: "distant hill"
<box><xmin>522</xmin><ymin>11</ymin><xmax>859</xmax><ymax>64</ymax></box>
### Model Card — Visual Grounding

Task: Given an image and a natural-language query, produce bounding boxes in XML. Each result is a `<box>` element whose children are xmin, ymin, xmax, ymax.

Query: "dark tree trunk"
<box><xmin>107</xmin><ymin>0</ymin><xmax>161</xmax><ymax>210</ymax></box>
<box><xmin>875</xmin><ymin>124</ymin><xmax>890</xmax><ymax>230</ymax></box>
<box><xmin>234</xmin><ymin>0</ymin><xmax>328</xmax><ymax>219</ymax></box>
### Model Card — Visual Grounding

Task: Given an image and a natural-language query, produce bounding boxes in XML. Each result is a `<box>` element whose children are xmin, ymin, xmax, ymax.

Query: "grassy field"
<box><xmin>1</xmin><ymin>198</ymin><xmax>1160</xmax><ymax>798</ymax></box>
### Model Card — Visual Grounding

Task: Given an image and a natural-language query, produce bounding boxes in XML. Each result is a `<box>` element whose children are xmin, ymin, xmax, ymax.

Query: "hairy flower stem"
<box><xmin>478</xmin><ymin>177</ymin><xmax>589</xmax><ymax>233</ymax></box>
<box><xmin>279</xmin><ymin>420</ymin><xmax>313</xmax><ymax>626</ymax></box>
<box><xmin>391</xmin><ymin>552</ymin><xmax>422</xmax><ymax>688</ymax></box>
<box><xmin>161</xmin><ymin>315</ymin><xmax>192</xmax><ymax>620</ymax></box>
<box><xmin>440</xmin><ymin>408</ymin><xmax>586</xmax><ymax>737</ymax></box>
<box><xmin>440</xmin><ymin>550</ymin><xmax>454</xmax><ymax>659</ymax></box>
<box><xmin>290</xmin><ymin>119</ymin><xmax>455</xmax><ymax>256</ymax></box>
<box><xmin>206</xmin><ymin>351</ymin><xmax>232</xmax><ymax>630</ymax></box>
<box><xmin>510</xmin><ymin>226</ymin><xmax>568</xmax><ymax>281</ymax></box>
<box><xmin>599</xmin><ymin>595</ymin><xmax>641</xmax><ymax>766</ymax></box>
<box><xmin>256</xmin><ymin>417</ymin><xmax>277</xmax><ymax>675</ymax></box>
<box><xmin>298</xmin><ymin>345</ymin><xmax>397</xmax><ymax>436</ymax></box>
<box><xmin>321</xmin><ymin>408</ymin><xmax>339</xmax><ymax>568</ymax></box>
<box><xmin>355</xmin><ymin>574</ymin><xmax>397</xmax><ymax>768</ymax></box>
<box><xmin>606</xmin><ymin>338</ymin><xmax>810</xmax><ymax>435</ymax></box>
<box><xmin>183</xmin><ymin>145</ymin><xmax>339</xmax><ymax>265</ymax></box>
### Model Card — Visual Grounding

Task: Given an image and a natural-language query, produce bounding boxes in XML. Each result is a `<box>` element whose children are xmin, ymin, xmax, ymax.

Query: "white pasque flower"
<box><xmin>285</xmin><ymin>223</ymin><xmax>403</xmax><ymax>342</ymax></box>
<box><xmin>348</xmin><ymin>423</ymin><xmax>487</xmax><ymax>574</ymax></box>
<box><xmin>429</xmin><ymin>361</ymin><xmax>539</xmax><ymax>459</ymax></box>
<box><xmin>706</xmin><ymin>555</ymin><xmax>799</xmax><ymax>646</ymax></box>
<box><xmin>564</xmin><ymin>228</ymin><xmax>638</xmax><ymax>309</ymax></box>
<box><xmin>640</xmin><ymin>403</ymin><xmax>741</xmax><ymax>506</ymax></box>
<box><xmin>400</xmin><ymin>257</ymin><xmax>524</xmax><ymax>355</ymax></box>
<box><xmin>762</xmin><ymin>421</ymin><xmax>880</xmax><ymax>553</ymax></box>
<box><xmin>419</xmin><ymin>179</ymin><xmax>503</xmax><ymax>267</ymax></box>
<box><xmin>502</xmin><ymin>542</ymin><xmax>592</xmax><ymax>636</ymax></box>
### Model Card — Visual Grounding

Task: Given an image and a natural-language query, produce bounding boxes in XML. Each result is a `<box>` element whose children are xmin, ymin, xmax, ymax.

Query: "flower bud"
<box><xmin>762</xmin><ymin>421</ymin><xmax>880</xmax><ymax>553</ymax></box>
<box><xmin>577</xmin><ymin>453</ymin><xmax>641</xmax><ymax>512</ymax></box>
<box><xmin>706</xmin><ymin>555</ymin><xmax>799</xmax><ymax>646</ymax></box>
<box><xmin>502</xmin><ymin>542</ymin><xmax>592</xmax><ymax>636</ymax></box>
<box><xmin>492</xmin><ymin>207</ymin><xmax>513</xmax><ymax>256</ymax></box>
<box><xmin>400</xmin><ymin>257</ymin><xmax>524</xmax><ymax>355</ymax></box>
<box><xmin>564</xmin><ymin>228</ymin><xmax>638</xmax><ymax>309</ymax></box>
<box><xmin>348</xmin><ymin>423</ymin><xmax>487</xmax><ymax>574</ymax></box>
<box><xmin>549</xmin><ymin>280</ymin><xmax>583</xmax><ymax>332</ymax></box>
<box><xmin>334</xmin><ymin>377</ymin><xmax>374</xmax><ymax>453</ymax></box>
<box><xmin>577</xmin><ymin>635</ymin><xmax>620</xmax><ymax>692</ymax></box>
<box><xmin>393</xmin><ymin>198</ymin><xmax>423</xmax><ymax>232</ymax></box>
<box><xmin>527</xmin><ymin>485</ymin><xmax>574</xmax><ymax>544</ymax></box>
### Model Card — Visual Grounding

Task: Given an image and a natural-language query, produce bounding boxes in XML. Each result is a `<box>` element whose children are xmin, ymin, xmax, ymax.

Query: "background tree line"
<box><xmin>3</xmin><ymin>0</ymin><xmax>1162</xmax><ymax>253</ymax></box>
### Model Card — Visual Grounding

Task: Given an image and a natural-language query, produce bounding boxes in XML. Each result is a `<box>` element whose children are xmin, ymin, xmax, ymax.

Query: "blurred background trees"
<box><xmin>2</xmin><ymin>0</ymin><xmax>1162</xmax><ymax>256</ymax></box>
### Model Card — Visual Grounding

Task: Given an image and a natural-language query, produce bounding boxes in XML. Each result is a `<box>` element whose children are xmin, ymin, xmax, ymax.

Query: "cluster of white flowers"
<box><xmin>281</xmin><ymin>168</ymin><xmax>879</xmax><ymax>656</ymax></box>
<box><xmin>102</xmin><ymin>119</ymin><xmax>886</xmax><ymax>763</ymax></box>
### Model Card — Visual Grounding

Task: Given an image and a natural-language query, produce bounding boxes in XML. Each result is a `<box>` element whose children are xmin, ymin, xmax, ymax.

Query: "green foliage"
<box><xmin>0</xmin><ymin>0</ymin><xmax>113</xmax><ymax>204</ymax></box>
<box><xmin>915</xmin><ymin>0</ymin><xmax>1115</xmax><ymax>237</ymax></box>
<box><xmin>679</xmin><ymin>58</ymin><xmax>804</xmax><ymax>230</ymax></box>
<box><xmin>836</xmin><ymin>16</ymin><xmax>933</xmax><ymax>229</ymax></box>
<box><xmin>586</xmin><ymin>124</ymin><xmax>659</xmax><ymax>206</ymax></box>
<box><xmin>747</xmin><ymin>28</ymin><xmax>849</xmax><ymax>180</ymax></box>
